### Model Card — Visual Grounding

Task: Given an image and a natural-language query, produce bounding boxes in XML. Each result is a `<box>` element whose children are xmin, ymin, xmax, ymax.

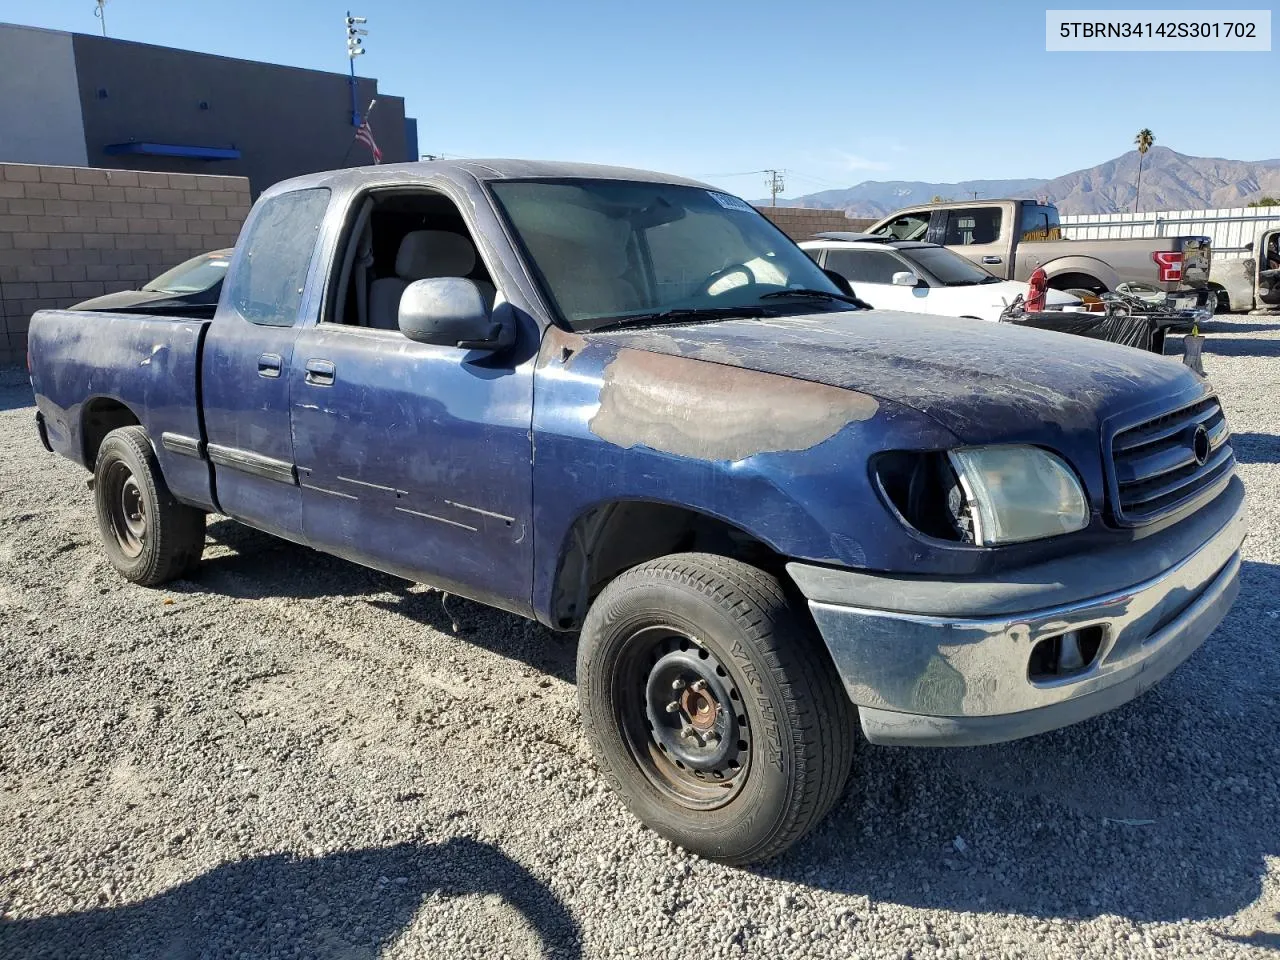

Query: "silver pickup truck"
<box><xmin>867</xmin><ymin>199</ymin><xmax>1212</xmax><ymax>302</ymax></box>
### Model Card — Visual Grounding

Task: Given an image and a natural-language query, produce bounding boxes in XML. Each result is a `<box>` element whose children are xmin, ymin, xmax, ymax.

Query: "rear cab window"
<box><xmin>1018</xmin><ymin>202</ymin><xmax>1062</xmax><ymax>241</ymax></box>
<box><xmin>225</xmin><ymin>188</ymin><xmax>331</xmax><ymax>327</ymax></box>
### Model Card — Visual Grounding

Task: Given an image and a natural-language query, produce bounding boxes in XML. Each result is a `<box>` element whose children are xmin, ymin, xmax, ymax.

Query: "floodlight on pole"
<box><xmin>344</xmin><ymin>12</ymin><xmax>368</xmax><ymax>127</ymax></box>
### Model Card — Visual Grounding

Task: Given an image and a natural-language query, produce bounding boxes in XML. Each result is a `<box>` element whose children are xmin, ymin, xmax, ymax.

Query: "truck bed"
<box><xmin>28</xmin><ymin>309</ymin><xmax>216</xmax><ymax>511</ymax></box>
<box><xmin>1013</xmin><ymin>236</ymin><xmax>1210</xmax><ymax>292</ymax></box>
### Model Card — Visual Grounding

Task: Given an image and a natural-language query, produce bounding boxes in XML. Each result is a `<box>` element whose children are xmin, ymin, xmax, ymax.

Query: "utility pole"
<box><xmin>765</xmin><ymin>169</ymin><xmax>786</xmax><ymax>207</ymax></box>
<box><xmin>94</xmin><ymin>0</ymin><xmax>108</xmax><ymax>37</ymax></box>
<box><xmin>345</xmin><ymin>13</ymin><xmax>368</xmax><ymax>128</ymax></box>
<box><xmin>970</xmin><ymin>190</ymin><xmax>980</xmax><ymax>200</ymax></box>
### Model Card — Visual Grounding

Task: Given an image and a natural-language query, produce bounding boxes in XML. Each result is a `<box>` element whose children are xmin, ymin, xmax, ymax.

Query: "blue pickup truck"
<box><xmin>28</xmin><ymin>161</ymin><xmax>1245</xmax><ymax>864</ymax></box>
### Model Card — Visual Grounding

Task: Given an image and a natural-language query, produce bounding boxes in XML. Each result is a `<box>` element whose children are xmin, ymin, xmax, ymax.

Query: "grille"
<box><xmin>1110</xmin><ymin>395</ymin><xmax>1234</xmax><ymax>525</ymax></box>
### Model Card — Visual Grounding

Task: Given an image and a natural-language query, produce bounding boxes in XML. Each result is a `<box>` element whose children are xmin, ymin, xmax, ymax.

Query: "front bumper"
<box><xmin>788</xmin><ymin>477</ymin><xmax>1246</xmax><ymax>747</ymax></box>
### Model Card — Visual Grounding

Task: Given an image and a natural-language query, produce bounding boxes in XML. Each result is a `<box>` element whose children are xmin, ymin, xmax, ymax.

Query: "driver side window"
<box><xmin>824</xmin><ymin>250</ymin><xmax>905</xmax><ymax>285</ymax></box>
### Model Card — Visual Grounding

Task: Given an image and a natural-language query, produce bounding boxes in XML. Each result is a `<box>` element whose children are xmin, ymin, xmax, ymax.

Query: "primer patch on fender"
<box><xmin>590</xmin><ymin>349</ymin><xmax>878</xmax><ymax>461</ymax></box>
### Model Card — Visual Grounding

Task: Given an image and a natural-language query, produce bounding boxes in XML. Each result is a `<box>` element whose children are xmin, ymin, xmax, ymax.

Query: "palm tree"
<box><xmin>1133</xmin><ymin>128</ymin><xmax>1155</xmax><ymax>212</ymax></box>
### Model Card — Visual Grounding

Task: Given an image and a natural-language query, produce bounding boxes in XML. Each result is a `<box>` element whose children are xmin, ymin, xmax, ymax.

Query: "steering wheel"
<box><xmin>697</xmin><ymin>263</ymin><xmax>756</xmax><ymax>298</ymax></box>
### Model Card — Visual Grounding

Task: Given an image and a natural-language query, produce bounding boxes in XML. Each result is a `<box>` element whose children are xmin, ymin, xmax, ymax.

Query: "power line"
<box><xmin>694</xmin><ymin>169</ymin><xmax>770</xmax><ymax>179</ymax></box>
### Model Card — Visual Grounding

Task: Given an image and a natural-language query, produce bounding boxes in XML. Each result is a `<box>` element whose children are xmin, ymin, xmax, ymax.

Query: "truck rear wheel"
<box><xmin>577</xmin><ymin>553</ymin><xmax>854</xmax><ymax>864</ymax></box>
<box><xmin>93</xmin><ymin>426</ymin><xmax>205</xmax><ymax>586</ymax></box>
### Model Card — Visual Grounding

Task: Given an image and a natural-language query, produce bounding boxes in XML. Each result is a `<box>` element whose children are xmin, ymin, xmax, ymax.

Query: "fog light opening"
<box><xmin>1028</xmin><ymin>626</ymin><xmax>1104</xmax><ymax>681</ymax></box>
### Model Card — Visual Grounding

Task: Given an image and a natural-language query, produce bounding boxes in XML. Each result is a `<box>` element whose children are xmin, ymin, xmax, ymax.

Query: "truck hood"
<box><xmin>586</xmin><ymin>308</ymin><xmax>1201</xmax><ymax>444</ymax></box>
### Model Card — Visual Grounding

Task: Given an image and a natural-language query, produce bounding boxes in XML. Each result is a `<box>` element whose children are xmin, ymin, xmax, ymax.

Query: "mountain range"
<box><xmin>772</xmin><ymin>147</ymin><xmax>1280</xmax><ymax>217</ymax></box>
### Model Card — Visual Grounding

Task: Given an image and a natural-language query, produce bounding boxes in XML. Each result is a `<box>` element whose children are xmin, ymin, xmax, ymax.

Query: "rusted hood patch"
<box><xmin>589</xmin><ymin>348</ymin><xmax>878</xmax><ymax>461</ymax></box>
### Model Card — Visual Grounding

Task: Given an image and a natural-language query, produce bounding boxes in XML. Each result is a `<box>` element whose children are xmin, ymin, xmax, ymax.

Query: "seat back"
<box><xmin>368</xmin><ymin>230</ymin><xmax>483</xmax><ymax>330</ymax></box>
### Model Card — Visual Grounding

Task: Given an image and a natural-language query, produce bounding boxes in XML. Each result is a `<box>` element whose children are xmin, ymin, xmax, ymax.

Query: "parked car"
<box><xmin>1189</xmin><ymin>226</ymin><xmax>1279</xmax><ymax>313</ymax></box>
<box><xmin>865</xmin><ymin>199</ymin><xmax>1213</xmax><ymax>304</ymax></box>
<box><xmin>28</xmin><ymin>160</ymin><xmax>1244</xmax><ymax>865</ymax></box>
<box><xmin>69</xmin><ymin>248</ymin><xmax>233</xmax><ymax>318</ymax></box>
<box><xmin>800</xmin><ymin>235</ymin><xmax>1081</xmax><ymax>321</ymax></box>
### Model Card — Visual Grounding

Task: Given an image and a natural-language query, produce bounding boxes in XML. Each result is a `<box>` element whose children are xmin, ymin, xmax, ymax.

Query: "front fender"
<box><xmin>528</xmin><ymin>331</ymin><xmax>961</xmax><ymax>622</ymax></box>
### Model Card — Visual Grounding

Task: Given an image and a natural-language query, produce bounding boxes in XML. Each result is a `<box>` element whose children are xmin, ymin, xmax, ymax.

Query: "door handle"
<box><xmin>982</xmin><ymin>256</ymin><xmax>1003</xmax><ymax>264</ymax></box>
<box><xmin>304</xmin><ymin>359</ymin><xmax>336</xmax><ymax>386</ymax></box>
<box><xmin>257</xmin><ymin>353</ymin><xmax>282</xmax><ymax>378</ymax></box>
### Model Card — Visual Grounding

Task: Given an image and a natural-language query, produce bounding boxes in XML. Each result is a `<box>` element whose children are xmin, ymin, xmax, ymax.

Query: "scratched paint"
<box><xmin>589</xmin><ymin>348</ymin><xmax>878</xmax><ymax>462</ymax></box>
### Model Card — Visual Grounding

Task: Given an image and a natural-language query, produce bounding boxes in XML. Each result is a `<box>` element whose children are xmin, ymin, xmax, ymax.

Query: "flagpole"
<box><xmin>348</xmin><ymin>58</ymin><xmax>359</xmax><ymax>127</ymax></box>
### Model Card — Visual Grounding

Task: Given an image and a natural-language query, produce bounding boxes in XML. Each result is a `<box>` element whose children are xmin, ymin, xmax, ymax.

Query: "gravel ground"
<box><xmin>1</xmin><ymin>315</ymin><xmax>1279</xmax><ymax>960</ymax></box>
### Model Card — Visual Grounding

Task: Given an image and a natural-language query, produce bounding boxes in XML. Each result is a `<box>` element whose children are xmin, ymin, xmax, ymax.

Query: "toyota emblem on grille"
<box><xmin>1192</xmin><ymin>424</ymin><xmax>1210</xmax><ymax>465</ymax></box>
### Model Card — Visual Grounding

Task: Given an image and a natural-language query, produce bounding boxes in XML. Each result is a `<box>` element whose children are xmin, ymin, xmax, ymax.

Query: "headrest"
<box><xmin>396</xmin><ymin>230</ymin><xmax>477</xmax><ymax>280</ymax></box>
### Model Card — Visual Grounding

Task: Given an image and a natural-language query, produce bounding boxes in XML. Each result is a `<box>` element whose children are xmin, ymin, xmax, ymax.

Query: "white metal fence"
<box><xmin>1060</xmin><ymin>207</ymin><xmax>1280</xmax><ymax>259</ymax></box>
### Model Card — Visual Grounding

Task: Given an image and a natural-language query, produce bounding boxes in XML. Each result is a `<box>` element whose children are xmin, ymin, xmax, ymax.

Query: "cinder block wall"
<box><xmin>756</xmin><ymin>206</ymin><xmax>875</xmax><ymax>241</ymax></box>
<box><xmin>0</xmin><ymin>163</ymin><xmax>251</xmax><ymax>367</ymax></box>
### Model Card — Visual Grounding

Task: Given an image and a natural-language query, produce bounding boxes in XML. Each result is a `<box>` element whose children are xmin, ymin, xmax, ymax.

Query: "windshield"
<box><xmin>900</xmin><ymin>246</ymin><xmax>998</xmax><ymax>286</ymax></box>
<box><xmin>489</xmin><ymin>179</ymin><xmax>846</xmax><ymax>330</ymax></box>
<box><xmin>142</xmin><ymin>251</ymin><xmax>232</xmax><ymax>295</ymax></box>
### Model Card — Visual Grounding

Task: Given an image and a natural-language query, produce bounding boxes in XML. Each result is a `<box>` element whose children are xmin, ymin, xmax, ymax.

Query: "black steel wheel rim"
<box><xmin>614</xmin><ymin>625</ymin><xmax>751</xmax><ymax>809</ymax></box>
<box><xmin>104</xmin><ymin>460</ymin><xmax>146</xmax><ymax>559</ymax></box>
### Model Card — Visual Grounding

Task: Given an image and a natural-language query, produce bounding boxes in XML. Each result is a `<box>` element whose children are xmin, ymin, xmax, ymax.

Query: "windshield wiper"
<box><xmin>586</xmin><ymin>306</ymin><xmax>770</xmax><ymax>332</ymax></box>
<box><xmin>759</xmin><ymin>288</ymin><xmax>871</xmax><ymax>308</ymax></box>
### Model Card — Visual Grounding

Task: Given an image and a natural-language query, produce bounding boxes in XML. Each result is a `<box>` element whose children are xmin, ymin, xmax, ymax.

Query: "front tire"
<box><xmin>577</xmin><ymin>553</ymin><xmax>854</xmax><ymax>864</ymax></box>
<box><xmin>93</xmin><ymin>426</ymin><xmax>205</xmax><ymax>586</ymax></box>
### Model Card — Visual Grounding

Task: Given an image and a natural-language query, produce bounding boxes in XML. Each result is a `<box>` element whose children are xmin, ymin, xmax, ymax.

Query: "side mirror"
<box><xmin>398</xmin><ymin>278</ymin><xmax>511</xmax><ymax>350</ymax></box>
<box><xmin>892</xmin><ymin>271</ymin><xmax>922</xmax><ymax>287</ymax></box>
<box><xmin>823</xmin><ymin>268</ymin><xmax>854</xmax><ymax>296</ymax></box>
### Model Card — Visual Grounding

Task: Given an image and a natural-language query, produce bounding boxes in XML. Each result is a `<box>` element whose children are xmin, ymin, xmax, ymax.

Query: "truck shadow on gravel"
<box><xmin>0</xmin><ymin>381</ymin><xmax>35</xmax><ymax>413</ymax></box>
<box><xmin>1203</xmin><ymin>337</ymin><xmax>1280</xmax><ymax>358</ymax></box>
<box><xmin>760</xmin><ymin>558</ymin><xmax>1280</xmax><ymax>927</ymax></box>
<box><xmin>184</xmin><ymin>519</ymin><xmax>577</xmax><ymax>683</ymax></box>
<box><xmin>1230</xmin><ymin>432</ymin><xmax>1280</xmax><ymax>464</ymax></box>
<box><xmin>0</xmin><ymin>838</ymin><xmax>581</xmax><ymax>960</ymax></box>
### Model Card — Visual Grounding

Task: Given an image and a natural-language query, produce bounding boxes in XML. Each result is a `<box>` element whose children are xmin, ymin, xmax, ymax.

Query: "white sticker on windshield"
<box><xmin>708</xmin><ymin>191</ymin><xmax>754</xmax><ymax>213</ymax></box>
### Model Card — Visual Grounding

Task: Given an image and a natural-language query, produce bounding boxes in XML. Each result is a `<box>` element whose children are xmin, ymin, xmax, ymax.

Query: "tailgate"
<box><xmin>28</xmin><ymin>309</ymin><xmax>215</xmax><ymax>510</ymax></box>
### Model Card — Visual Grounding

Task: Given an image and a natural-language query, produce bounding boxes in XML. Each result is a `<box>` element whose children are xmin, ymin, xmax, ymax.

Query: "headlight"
<box><xmin>947</xmin><ymin>446</ymin><xmax>1088</xmax><ymax>545</ymax></box>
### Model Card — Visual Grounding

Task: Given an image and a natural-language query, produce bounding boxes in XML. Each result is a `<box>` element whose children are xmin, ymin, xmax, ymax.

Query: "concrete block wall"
<box><xmin>0</xmin><ymin>162</ymin><xmax>251</xmax><ymax>367</ymax></box>
<box><xmin>756</xmin><ymin>206</ymin><xmax>875</xmax><ymax>241</ymax></box>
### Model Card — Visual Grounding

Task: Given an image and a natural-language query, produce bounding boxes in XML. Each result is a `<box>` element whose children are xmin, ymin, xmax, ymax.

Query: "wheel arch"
<box><xmin>545</xmin><ymin>498</ymin><xmax>787</xmax><ymax>630</ymax></box>
<box><xmin>81</xmin><ymin>396</ymin><xmax>144</xmax><ymax>469</ymax></box>
<box><xmin>1042</xmin><ymin>256</ymin><xmax>1119</xmax><ymax>293</ymax></box>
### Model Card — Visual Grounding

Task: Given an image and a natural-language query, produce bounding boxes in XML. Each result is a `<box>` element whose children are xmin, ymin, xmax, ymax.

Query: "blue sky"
<box><xmin>3</xmin><ymin>0</ymin><xmax>1275</xmax><ymax>198</ymax></box>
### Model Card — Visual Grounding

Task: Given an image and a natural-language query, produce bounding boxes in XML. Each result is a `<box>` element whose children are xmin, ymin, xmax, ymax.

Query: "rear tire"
<box><xmin>577</xmin><ymin>552</ymin><xmax>854</xmax><ymax>864</ymax></box>
<box><xmin>93</xmin><ymin>426</ymin><xmax>205</xmax><ymax>586</ymax></box>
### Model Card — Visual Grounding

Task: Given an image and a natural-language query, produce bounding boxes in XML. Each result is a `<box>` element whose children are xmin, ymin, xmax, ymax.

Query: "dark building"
<box><xmin>0</xmin><ymin>22</ymin><xmax>417</xmax><ymax>196</ymax></box>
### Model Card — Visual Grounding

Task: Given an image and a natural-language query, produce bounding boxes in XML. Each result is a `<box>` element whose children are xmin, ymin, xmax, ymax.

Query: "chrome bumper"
<box><xmin>788</xmin><ymin>481</ymin><xmax>1246</xmax><ymax>747</ymax></box>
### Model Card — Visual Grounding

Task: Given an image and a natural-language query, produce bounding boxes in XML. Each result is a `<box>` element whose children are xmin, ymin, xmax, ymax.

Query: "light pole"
<box><xmin>94</xmin><ymin>0</ymin><xmax>108</xmax><ymax>37</ymax></box>
<box><xmin>345</xmin><ymin>13</ymin><xmax>368</xmax><ymax>127</ymax></box>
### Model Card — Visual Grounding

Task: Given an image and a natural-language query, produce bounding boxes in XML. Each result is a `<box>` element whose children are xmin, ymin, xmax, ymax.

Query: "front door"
<box><xmin>823</xmin><ymin>248</ymin><xmax>930</xmax><ymax>313</ymax></box>
<box><xmin>201</xmin><ymin>187</ymin><xmax>332</xmax><ymax>541</ymax></box>
<box><xmin>287</xmin><ymin>303</ymin><xmax>536</xmax><ymax>616</ymax></box>
<box><xmin>1260</xmin><ymin>230</ymin><xmax>1280</xmax><ymax>307</ymax></box>
<box><xmin>939</xmin><ymin>205</ymin><xmax>1011</xmax><ymax>278</ymax></box>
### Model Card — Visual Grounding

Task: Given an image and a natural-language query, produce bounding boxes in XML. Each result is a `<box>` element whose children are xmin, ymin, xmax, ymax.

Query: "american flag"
<box><xmin>355</xmin><ymin>117</ymin><xmax>382</xmax><ymax>164</ymax></box>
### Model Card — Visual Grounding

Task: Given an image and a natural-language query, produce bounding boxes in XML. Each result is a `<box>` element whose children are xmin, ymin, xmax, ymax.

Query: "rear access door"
<box><xmin>201</xmin><ymin>187</ymin><xmax>332</xmax><ymax>542</ymax></box>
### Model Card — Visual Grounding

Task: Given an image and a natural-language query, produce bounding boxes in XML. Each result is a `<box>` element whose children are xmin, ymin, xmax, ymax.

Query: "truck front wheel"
<box><xmin>577</xmin><ymin>553</ymin><xmax>854</xmax><ymax>864</ymax></box>
<box><xmin>93</xmin><ymin>426</ymin><xmax>206</xmax><ymax>586</ymax></box>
